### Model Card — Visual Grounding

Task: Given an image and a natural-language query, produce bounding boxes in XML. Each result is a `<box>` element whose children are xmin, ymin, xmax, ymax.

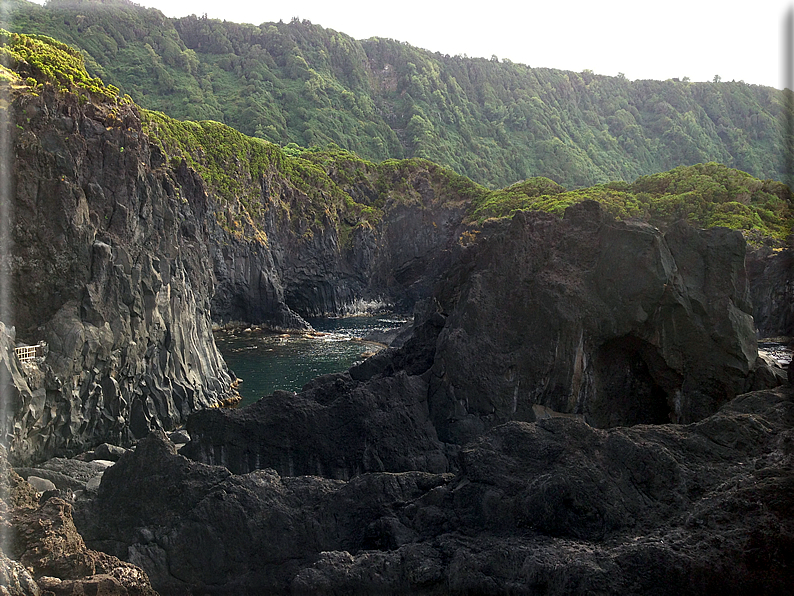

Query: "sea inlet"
<box><xmin>215</xmin><ymin>315</ymin><xmax>407</xmax><ymax>407</ymax></box>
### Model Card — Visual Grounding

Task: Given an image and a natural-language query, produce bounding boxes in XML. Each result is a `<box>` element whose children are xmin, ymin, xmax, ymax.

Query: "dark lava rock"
<box><xmin>76</xmin><ymin>431</ymin><xmax>451</xmax><ymax>593</ymax></box>
<box><xmin>184</xmin><ymin>204</ymin><xmax>762</xmax><ymax>479</ymax></box>
<box><xmin>93</xmin><ymin>443</ymin><xmax>128</xmax><ymax>462</ymax></box>
<box><xmin>429</xmin><ymin>205</ymin><xmax>758</xmax><ymax>445</ymax></box>
<box><xmin>181</xmin><ymin>369</ymin><xmax>447</xmax><ymax>478</ymax></box>
<box><xmin>746</xmin><ymin>243</ymin><xmax>794</xmax><ymax>338</ymax></box>
<box><xmin>73</xmin><ymin>388</ymin><xmax>794</xmax><ymax>595</ymax></box>
<box><xmin>1</xmin><ymin>446</ymin><xmax>157</xmax><ymax>596</ymax></box>
<box><xmin>16</xmin><ymin>458</ymin><xmax>113</xmax><ymax>495</ymax></box>
<box><xmin>181</xmin><ymin>307</ymin><xmax>448</xmax><ymax>477</ymax></box>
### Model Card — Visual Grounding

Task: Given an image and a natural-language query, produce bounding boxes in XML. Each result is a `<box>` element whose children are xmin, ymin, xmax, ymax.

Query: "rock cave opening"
<box><xmin>586</xmin><ymin>335</ymin><xmax>674</xmax><ymax>428</ymax></box>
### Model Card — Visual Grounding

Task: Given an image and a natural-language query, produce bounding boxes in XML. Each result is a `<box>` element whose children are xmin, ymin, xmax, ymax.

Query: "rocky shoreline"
<box><xmin>4</xmin><ymin>196</ymin><xmax>791</xmax><ymax>594</ymax></box>
<box><xmin>1</xmin><ymin>68</ymin><xmax>793</xmax><ymax>594</ymax></box>
<box><xmin>2</xmin><ymin>381</ymin><xmax>792</xmax><ymax>594</ymax></box>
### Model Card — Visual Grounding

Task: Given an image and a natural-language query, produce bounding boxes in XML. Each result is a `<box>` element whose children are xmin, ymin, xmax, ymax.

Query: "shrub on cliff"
<box><xmin>0</xmin><ymin>28</ymin><xmax>123</xmax><ymax>102</ymax></box>
<box><xmin>468</xmin><ymin>163</ymin><xmax>793</xmax><ymax>244</ymax></box>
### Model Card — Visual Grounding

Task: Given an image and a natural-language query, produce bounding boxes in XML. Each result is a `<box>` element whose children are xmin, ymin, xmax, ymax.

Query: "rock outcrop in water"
<box><xmin>206</xmin><ymin>160</ymin><xmax>470</xmax><ymax>325</ymax></box>
<box><xmin>429</xmin><ymin>203</ymin><xmax>759</xmax><ymax>444</ymax></box>
<box><xmin>180</xmin><ymin>306</ymin><xmax>449</xmax><ymax>478</ymax></box>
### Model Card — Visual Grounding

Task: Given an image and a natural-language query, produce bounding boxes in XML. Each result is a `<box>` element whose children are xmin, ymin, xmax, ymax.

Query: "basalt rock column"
<box><xmin>5</xmin><ymin>86</ymin><xmax>234</xmax><ymax>463</ymax></box>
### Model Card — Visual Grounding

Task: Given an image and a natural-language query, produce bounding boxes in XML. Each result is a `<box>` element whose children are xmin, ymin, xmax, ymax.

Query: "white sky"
<box><xmin>23</xmin><ymin>1</ymin><xmax>794</xmax><ymax>88</ymax></box>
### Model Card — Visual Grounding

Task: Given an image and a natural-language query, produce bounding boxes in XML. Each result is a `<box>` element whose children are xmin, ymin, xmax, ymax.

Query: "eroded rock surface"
<box><xmin>1</xmin><ymin>446</ymin><xmax>158</xmax><ymax>596</ymax></box>
<box><xmin>747</xmin><ymin>244</ymin><xmax>794</xmax><ymax>338</ymax></box>
<box><xmin>181</xmin><ymin>306</ymin><xmax>448</xmax><ymax>477</ymax></box>
<box><xmin>6</xmin><ymin>88</ymin><xmax>234</xmax><ymax>463</ymax></box>
<box><xmin>183</xmin><ymin>204</ymin><xmax>766</xmax><ymax>477</ymax></box>
<box><xmin>3</xmin><ymin>83</ymin><xmax>473</xmax><ymax>464</ymax></box>
<box><xmin>430</xmin><ymin>204</ymin><xmax>758</xmax><ymax>446</ymax></box>
<box><xmin>74</xmin><ymin>387</ymin><xmax>794</xmax><ymax>595</ymax></box>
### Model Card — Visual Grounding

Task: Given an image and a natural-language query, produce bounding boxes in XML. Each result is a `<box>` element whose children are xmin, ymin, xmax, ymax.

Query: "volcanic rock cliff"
<box><xmin>181</xmin><ymin>201</ymin><xmax>769</xmax><ymax>478</ymax></box>
<box><xmin>747</xmin><ymin>244</ymin><xmax>794</xmax><ymax>338</ymax></box>
<box><xmin>2</xmin><ymin>74</ymin><xmax>472</xmax><ymax>463</ymax></box>
<box><xmin>2</xmin><ymin>34</ymin><xmax>793</xmax><ymax>596</ymax></box>
<box><xmin>4</xmin><ymin>84</ymin><xmax>236</xmax><ymax>463</ymax></box>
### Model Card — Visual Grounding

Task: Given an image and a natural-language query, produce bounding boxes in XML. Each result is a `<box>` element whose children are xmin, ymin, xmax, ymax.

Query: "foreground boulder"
<box><xmin>0</xmin><ymin>446</ymin><xmax>158</xmax><ymax>596</ymax></box>
<box><xmin>74</xmin><ymin>387</ymin><xmax>794</xmax><ymax>594</ymax></box>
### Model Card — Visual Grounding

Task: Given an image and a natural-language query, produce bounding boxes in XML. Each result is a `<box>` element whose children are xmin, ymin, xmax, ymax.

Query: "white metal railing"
<box><xmin>14</xmin><ymin>343</ymin><xmax>45</xmax><ymax>362</ymax></box>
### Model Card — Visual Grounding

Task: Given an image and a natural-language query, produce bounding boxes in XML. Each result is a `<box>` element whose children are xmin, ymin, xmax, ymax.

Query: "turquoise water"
<box><xmin>215</xmin><ymin>316</ymin><xmax>407</xmax><ymax>407</ymax></box>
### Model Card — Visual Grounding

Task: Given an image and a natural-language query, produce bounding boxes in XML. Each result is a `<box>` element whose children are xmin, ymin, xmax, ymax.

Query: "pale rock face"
<box><xmin>5</xmin><ymin>89</ymin><xmax>234</xmax><ymax>464</ymax></box>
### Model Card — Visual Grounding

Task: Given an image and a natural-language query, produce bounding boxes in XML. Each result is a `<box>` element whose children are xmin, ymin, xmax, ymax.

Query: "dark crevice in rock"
<box><xmin>587</xmin><ymin>335</ymin><xmax>675</xmax><ymax>428</ymax></box>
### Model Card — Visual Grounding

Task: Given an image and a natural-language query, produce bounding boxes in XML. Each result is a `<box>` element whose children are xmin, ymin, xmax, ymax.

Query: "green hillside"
<box><xmin>2</xmin><ymin>29</ymin><xmax>791</xmax><ymax>246</ymax></box>
<box><xmin>6</xmin><ymin>0</ymin><xmax>793</xmax><ymax>189</ymax></box>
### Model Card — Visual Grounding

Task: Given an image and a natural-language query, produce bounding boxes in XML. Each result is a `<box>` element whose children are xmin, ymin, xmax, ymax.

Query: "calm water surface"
<box><xmin>215</xmin><ymin>316</ymin><xmax>407</xmax><ymax>407</ymax></box>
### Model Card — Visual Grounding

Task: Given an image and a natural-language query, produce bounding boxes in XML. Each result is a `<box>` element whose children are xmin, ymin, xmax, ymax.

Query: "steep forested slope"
<box><xmin>6</xmin><ymin>0</ymin><xmax>792</xmax><ymax>189</ymax></box>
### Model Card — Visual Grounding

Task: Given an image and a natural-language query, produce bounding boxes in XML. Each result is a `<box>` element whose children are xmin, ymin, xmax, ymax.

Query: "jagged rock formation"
<box><xmin>3</xmin><ymin>76</ymin><xmax>472</xmax><ymax>464</ymax></box>
<box><xmin>182</xmin><ymin>203</ymin><xmax>765</xmax><ymax>476</ymax></box>
<box><xmin>429</xmin><ymin>203</ymin><xmax>759</xmax><ymax>444</ymax></box>
<box><xmin>3</xmin><ymin>32</ymin><xmax>788</xmax><ymax>465</ymax></box>
<box><xmin>180</xmin><ymin>307</ymin><xmax>449</xmax><ymax>477</ymax></box>
<box><xmin>73</xmin><ymin>386</ymin><xmax>794</xmax><ymax>595</ymax></box>
<box><xmin>5</xmin><ymin>86</ymin><xmax>234</xmax><ymax>463</ymax></box>
<box><xmin>206</xmin><ymin>164</ymin><xmax>469</xmax><ymax>324</ymax></box>
<box><xmin>2</xmin><ymin>29</ymin><xmax>792</xmax><ymax>596</ymax></box>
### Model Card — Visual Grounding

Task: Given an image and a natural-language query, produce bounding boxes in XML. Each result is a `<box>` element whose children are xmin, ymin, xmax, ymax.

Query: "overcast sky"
<box><xmin>20</xmin><ymin>1</ymin><xmax>794</xmax><ymax>88</ymax></box>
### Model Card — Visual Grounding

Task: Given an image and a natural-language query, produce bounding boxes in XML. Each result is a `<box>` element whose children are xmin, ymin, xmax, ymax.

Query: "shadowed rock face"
<box><xmin>181</xmin><ymin>202</ymin><xmax>762</xmax><ymax>484</ymax></box>
<box><xmin>180</xmin><ymin>309</ymin><xmax>449</xmax><ymax>478</ymax></box>
<box><xmin>429</xmin><ymin>204</ymin><xmax>757</xmax><ymax>445</ymax></box>
<box><xmin>5</xmin><ymin>77</ymin><xmax>773</xmax><ymax>469</ymax></box>
<box><xmin>73</xmin><ymin>387</ymin><xmax>794</xmax><ymax>595</ymax></box>
<box><xmin>5</xmin><ymin>85</ymin><xmax>790</xmax><ymax>596</ymax></box>
<box><xmin>746</xmin><ymin>244</ymin><xmax>794</xmax><ymax>338</ymax></box>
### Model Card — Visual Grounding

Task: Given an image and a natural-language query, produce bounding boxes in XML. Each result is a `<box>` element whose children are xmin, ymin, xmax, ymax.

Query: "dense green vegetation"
<box><xmin>6</xmin><ymin>0</ymin><xmax>793</xmax><ymax>189</ymax></box>
<box><xmin>2</xmin><ymin>28</ymin><xmax>791</xmax><ymax>246</ymax></box>
<box><xmin>0</xmin><ymin>27</ymin><xmax>122</xmax><ymax>101</ymax></box>
<box><xmin>141</xmin><ymin>109</ymin><xmax>487</xmax><ymax>242</ymax></box>
<box><xmin>469</xmin><ymin>163</ymin><xmax>793</xmax><ymax>243</ymax></box>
